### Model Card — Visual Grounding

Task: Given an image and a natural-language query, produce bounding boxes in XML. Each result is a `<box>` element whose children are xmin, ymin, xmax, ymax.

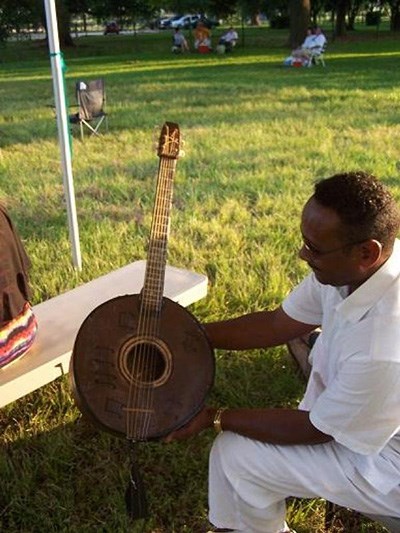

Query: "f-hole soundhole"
<box><xmin>120</xmin><ymin>337</ymin><xmax>171</xmax><ymax>387</ymax></box>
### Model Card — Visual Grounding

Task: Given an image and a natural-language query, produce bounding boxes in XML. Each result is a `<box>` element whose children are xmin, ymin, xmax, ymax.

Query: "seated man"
<box><xmin>218</xmin><ymin>27</ymin><xmax>238</xmax><ymax>52</ymax></box>
<box><xmin>292</xmin><ymin>26</ymin><xmax>326</xmax><ymax>62</ymax></box>
<box><xmin>0</xmin><ymin>203</ymin><xmax>37</xmax><ymax>368</ymax></box>
<box><xmin>284</xmin><ymin>28</ymin><xmax>315</xmax><ymax>66</ymax></box>
<box><xmin>172</xmin><ymin>28</ymin><xmax>189</xmax><ymax>53</ymax></box>
<box><xmin>310</xmin><ymin>26</ymin><xmax>327</xmax><ymax>54</ymax></box>
<box><xmin>291</xmin><ymin>27</ymin><xmax>314</xmax><ymax>58</ymax></box>
<box><xmin>166</xmin><ymin>172</ymin><xmax>400</xmax><ymax>533</ymax></box>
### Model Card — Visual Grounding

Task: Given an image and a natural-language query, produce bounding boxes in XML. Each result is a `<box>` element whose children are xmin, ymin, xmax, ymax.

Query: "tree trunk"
<box><xmin>289</xmin><ymin>0</ymin><xmax>311</xmax><ymax>48</ymax></box>
<box><xmin>55</xmin><ymin>0</ymin><xmax>74</xmax><ymax>47</ymax></box>
<box><xmin>347</xmin><ymin>12</ymin><xmax>355</xmax><ymax>30</ymax></box>
<box><xmin>335</xmin><ymin>0</ymin><xmax>348</xmax><ymax>37</ymax></box>
<box><xmin>251</xmin><ymin>13</ymin><xmax>261</xmax><ymax>25</ymax></box>
<box><xmin>390</xmin><ymin>0</ymin><xmax>400</xmax><ymax>30</ymax></box>
<box><xmin>346</xmin><ymin>0</ymin><xmax>362</xmax><ymax>30</ymax></box>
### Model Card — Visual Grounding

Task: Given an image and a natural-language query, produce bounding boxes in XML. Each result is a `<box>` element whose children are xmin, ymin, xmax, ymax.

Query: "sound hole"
<box><xmin>126</xmin><ymin>342</ymin><xmax>166</xmax><ymax>385</ymax></box>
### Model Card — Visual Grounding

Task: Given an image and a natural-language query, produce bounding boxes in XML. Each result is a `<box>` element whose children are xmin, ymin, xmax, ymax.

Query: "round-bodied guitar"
<box><xmin>70</xmin><ymin>122</ymin><xmax>215</xmax><ymax>441</ymax></box>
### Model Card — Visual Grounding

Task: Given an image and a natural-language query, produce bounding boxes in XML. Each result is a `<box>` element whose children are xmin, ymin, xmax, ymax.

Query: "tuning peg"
<box><xmin>152</xmin><ymin>125</ymin><xmax>161</xmax><ymax>151</ymax></box>
<box><xmin>179</xmin><ymin>136</ymin><xmax>185</xmax><ymax>157</ymax></box>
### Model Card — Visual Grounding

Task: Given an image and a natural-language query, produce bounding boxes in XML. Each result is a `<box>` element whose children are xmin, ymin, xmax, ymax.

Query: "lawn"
<box><xmin>0</xmin><ymin>25</ymin><xmax>399</xmax><ymax>532</ymax></box>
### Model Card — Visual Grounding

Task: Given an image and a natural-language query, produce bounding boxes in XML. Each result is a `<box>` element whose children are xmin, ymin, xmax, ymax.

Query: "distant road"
<box><xmin>8</xmin><ymin>29</ymin><xmax>159</xmax><ymax>41</ymax></box>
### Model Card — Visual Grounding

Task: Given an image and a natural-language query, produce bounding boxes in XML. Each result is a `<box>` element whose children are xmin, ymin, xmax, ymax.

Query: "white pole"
<box><xmin>43</xmin><ymin>0</ymin><xmax>82</xmax><ymax>270</ymax></box>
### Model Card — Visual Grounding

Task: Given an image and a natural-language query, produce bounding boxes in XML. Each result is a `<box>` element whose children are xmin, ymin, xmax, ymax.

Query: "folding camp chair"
<box><xmin>308</xmin><ymin>42</ymin><xmax>327</xmax><ymax>67</ymax></box>
<box><xmin>69</xmin><ymin>79</ymin><xmax>108</xmax><ymax>140</ymax></box>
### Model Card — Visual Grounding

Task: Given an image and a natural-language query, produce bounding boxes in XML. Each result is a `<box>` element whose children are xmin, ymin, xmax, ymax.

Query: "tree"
<box><xmin>334</xmin><ymin>0</ymin><xmax>349</xmax><ymax>36</ymax></box>
<box><xmin>55</xmin><ymin>0</ymin><xmax>74</xmax><ymax>46</ymax></box>
<box><xmin>238</xmin><ymin>0</ymin><xmax>268</xmax><ymax>25</ymax></box>
<box><xmin>208</xmin><ymin>0</ymin><xmax>237</xmax><ymax>19</ymax></box>
<box><xmin>346</xmin><ymin>0</ymin><xmax>366</xmax><ymax>30</ymax></box>
<box><xmin>289</xmin><ymin>0</ymin><xmax>310</xmax><ymax>47</ymax></box>
<box><xmin>310</xmin><ymin>0</ymin><xmax>326</xmax><ymax>25</ymax></box>
<box><xmin>159</xmin><ymin>0</ymin><xmax>237</xmax><ymax>18</ymax></box>
<box><xmin>0</xmin><ymin>0</ymin><xmax>43</xmax><ymax>40</ymax></box>
<box><xmin>387</xmin><ymin>0</ymin><xmax>400</xmax><ymax>30</ymax></box>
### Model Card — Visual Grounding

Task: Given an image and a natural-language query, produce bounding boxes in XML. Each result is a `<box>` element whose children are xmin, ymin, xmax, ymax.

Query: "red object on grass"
<box><xmin>198</xmin><ymin>45</ymin><xmax>211</xmax><ymax>54</ymax></box>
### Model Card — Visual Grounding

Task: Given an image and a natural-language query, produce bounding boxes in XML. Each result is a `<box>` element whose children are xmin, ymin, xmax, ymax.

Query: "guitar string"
<box><xmin>136</xmin><ymin>175</ymin><xmax>161</xmax><ymax>441</ymax></box>
<box><xmin>145</xmin><ymin>156</ymin><xmax>176</xmax><ymax>439</ymax></box>
<box><xmin>139</xmin><ymin>156</ymin><xmax>174</xmax><ymax>440</ymax></box>
<box><xmin>141</xmin><ymin>157</ymin><xmax>175</xmax><ymax>440</ymax></box>
<box><xmin>128</xmin><ymin>162</ymin><xmax>165</xmax><ymax>441</ymax></box>
<box><xmin>127</xmin><ymin>189</ymin><xmax>158</xmax><ymax>441</ymax></box>
<box><xmin>133</xmin><ymin>128</ymin><xmax>179</xmax><ymax>440</ymax></box>
<box><xmin>144</xmin><ymin>160</ymin><xmax>171</xmax><ymax>440</ymax></box>
<box><xmin>126</xmin><ymin>158</ymin><xmax>162</xmax><ymax>441</ymax></box>
<box><xmin>127</xmin><ymin>155</ymin><xmax>175</xmax><ymax>441</ymax></box>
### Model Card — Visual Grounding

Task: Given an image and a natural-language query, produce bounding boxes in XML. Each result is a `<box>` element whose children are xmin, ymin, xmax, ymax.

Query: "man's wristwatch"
<box><xmin>213</xmin><ymin>407</ymin><xmax>227</xmax><ymax>434</ymax></box>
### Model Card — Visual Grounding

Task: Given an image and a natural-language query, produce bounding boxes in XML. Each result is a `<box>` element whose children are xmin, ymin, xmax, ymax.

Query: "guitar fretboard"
<box><xmin>140</xmin><ymin>156</ymin><xmax>177</xmax><ymax>326</ymax></box>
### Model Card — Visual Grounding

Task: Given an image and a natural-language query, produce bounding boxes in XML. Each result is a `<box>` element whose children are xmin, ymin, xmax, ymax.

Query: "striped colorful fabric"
<box><xmin>0</xmin><ymin>302</ymin><xmax>38</xmax><ymax>368</ymax></box>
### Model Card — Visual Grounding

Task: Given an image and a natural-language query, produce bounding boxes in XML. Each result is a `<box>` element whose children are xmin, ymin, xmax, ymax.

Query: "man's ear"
<box><xmin>358</xmin><ymin>239</ymin><xmax>383</xmax><ymax>269</ymax></box>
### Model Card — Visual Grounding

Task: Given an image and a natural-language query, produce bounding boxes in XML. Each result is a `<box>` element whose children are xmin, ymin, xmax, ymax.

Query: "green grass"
<box><xmin>0</xmin><ymin>26</ymin><xmax>398</xmax><ymax>532</ymax></box>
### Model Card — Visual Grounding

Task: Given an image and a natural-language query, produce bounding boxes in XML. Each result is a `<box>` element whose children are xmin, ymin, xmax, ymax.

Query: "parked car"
<box><xmin>170</xmin><ymin>14</ymin><xmax>201</xmax><ymax>29</ymax></box>
<box><xmin>104</xmin><ymin>21</ymin><xmax>120</xmax><ymax>35</ymax></box>
<box><xmin>156</xmin><ymin>17</ymin><xmax>171</xmax><ymax>29</ymax></box>
<box><xmin>159</xmin><ymin>14</ymin><xmax>183</xmax><ymax>29</ymax></box>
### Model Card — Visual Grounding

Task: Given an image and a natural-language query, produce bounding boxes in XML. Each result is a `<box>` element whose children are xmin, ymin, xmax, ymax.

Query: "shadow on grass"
<box><xmin>0</xmin><ymin>379</ymin><xmax>210</xmax><ymax>532</ymax></box>
<box><xmin>0</xmin><ymin>345</ymin><xmax>387</xmax><ymax>532</ymax></box>
<box><xmin>0</xmin><ymin>345</ymin><xmax>304</xmax><ymax>532</ymax></box>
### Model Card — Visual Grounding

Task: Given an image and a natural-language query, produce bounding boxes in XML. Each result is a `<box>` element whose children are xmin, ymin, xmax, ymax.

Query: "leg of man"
<box><xmin>208</xmin><ymin>432</ymin><xmax>400</xmax><ymax>533</ymax></box>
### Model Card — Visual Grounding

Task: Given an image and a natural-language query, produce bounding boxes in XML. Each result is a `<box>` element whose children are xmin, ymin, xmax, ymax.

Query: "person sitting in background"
<box><xmin>218</xmin><ymin>27</ymin><xmax>238</xmax><ymax>52</ymax></box>
<box><xmin>193</xmin><ymin>21</ymin><xmax>212</xmax><ymax>51</ymax></box>
<box><xmin>291</xmin><ymin>27</ymin><xmax>314</xmax><ymax>58</ymax></box>
<box><xmin>310</xmin><ymin>26</ymin><xmax>327</xmax><ymax>53</ymax></box>
<box><xmin>172</xmin><ymin>28</ymin><xmax>189</xmax><ymax>53</ymax></box>
<box><xmin>0</xmin><ymin>203</ymin><xmax>37</xmax><ymax>368</ymax></box>
<box><xmin>292</xmin><ymin>26</ymin><xmax>326</xmax><ymax>62</ymax></box>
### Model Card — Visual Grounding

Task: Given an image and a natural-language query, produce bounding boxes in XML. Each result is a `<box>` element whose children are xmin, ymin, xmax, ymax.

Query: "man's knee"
<box><xmin>211</xmin><ymin>432</ymin><xmax>242</xmax><ymax>468</ymax></box>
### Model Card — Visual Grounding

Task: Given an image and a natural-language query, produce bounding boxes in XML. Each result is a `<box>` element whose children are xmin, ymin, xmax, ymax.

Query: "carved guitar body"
<box><xmin>71</xmin><ymin>295</ymin><xmax>214</xmax><ymax>439</ymax></box>
<box><xmin>70</xmin><ymin>122</ymin><xmax>215</xmax><ymax>441</ymax></box>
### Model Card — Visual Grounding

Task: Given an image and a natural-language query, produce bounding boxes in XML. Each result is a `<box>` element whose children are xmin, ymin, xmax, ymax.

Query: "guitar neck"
<box><xmin>141</xmin><ymin>156</ymin><xmax>177</xmax><ymax>313</ymax></box>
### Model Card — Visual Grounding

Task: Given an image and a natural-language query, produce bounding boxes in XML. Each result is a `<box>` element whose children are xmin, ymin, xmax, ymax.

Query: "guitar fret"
<box><xmin>128</xmin><ymin>122</ymin><xmax>180</xmax><ymax>437</ymax></box>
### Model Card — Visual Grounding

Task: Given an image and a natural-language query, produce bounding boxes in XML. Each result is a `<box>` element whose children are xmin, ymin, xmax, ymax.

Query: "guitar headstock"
<box><xmin>157</xmin><ymin>122</ymin><xmax>181</xmax><ymax>159</ymax></box>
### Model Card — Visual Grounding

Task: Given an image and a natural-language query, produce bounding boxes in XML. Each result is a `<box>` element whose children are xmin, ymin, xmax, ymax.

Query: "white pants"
<box><xmin>208</xmin><ymin>432</ymin><xmax>400</xmax><ymax>533</ymax></box>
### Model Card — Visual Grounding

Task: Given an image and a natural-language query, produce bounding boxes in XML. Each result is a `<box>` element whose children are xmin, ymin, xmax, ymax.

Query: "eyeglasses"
<box><xmin>301</xmin><ymin>239</ymin><xmax>367</xmax><ymax>258</ymax></box>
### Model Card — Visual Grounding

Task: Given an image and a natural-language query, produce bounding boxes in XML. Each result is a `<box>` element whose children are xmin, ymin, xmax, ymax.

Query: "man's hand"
<box><xmin>164</xmin><ymin>406</ymin><xmax>216</xmax><ymax>442</ymax></box>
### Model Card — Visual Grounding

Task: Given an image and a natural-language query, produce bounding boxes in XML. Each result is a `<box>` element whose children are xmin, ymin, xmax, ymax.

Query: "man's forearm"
<box><xmin>204</xmin><ymin>307</ymin><xmax>316</xmax><ymax>350</ymax></box>
<box><xmin>210</xmin><ymin>407</ymin><xmax>332</xmax><ymax>445</ymax></box>
<box><xmin>166</xmin><ymin>406</ymin><xmax>333</xmax><ymax>445</ymax></box>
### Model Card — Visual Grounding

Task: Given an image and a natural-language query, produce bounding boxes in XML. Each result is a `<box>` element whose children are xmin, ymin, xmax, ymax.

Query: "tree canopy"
<box><xmin>0</xmin><ymin>0</ymin><xmax>397</xmax><ymax>47</ymax></box>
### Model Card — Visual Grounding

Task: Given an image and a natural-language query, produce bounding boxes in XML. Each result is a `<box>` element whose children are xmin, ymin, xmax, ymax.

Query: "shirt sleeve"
<box><xmin>282</xmin><ymin>273</ymin><xmax>323</xmax><ymax>325</ymax></box>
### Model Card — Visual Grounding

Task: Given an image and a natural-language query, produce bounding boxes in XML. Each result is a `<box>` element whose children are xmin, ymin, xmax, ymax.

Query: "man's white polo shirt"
<box><xmin>283</xmin><ymin>239</ymin><xmax>400</xmax><ymax>494</ymax></box>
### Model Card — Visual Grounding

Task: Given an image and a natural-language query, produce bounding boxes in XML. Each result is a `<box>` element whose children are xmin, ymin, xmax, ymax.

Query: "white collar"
<box><xmin>337</xmin><ymin>239</ymin><xmax>400</xmax><ymax>322</ymax></box>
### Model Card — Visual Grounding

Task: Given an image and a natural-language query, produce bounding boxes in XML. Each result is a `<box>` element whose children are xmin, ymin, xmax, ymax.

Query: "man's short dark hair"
<box><xmin>313</xmin><ymin>171</ymin><xmax>400</xmax><ymax>249</ymax></box>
